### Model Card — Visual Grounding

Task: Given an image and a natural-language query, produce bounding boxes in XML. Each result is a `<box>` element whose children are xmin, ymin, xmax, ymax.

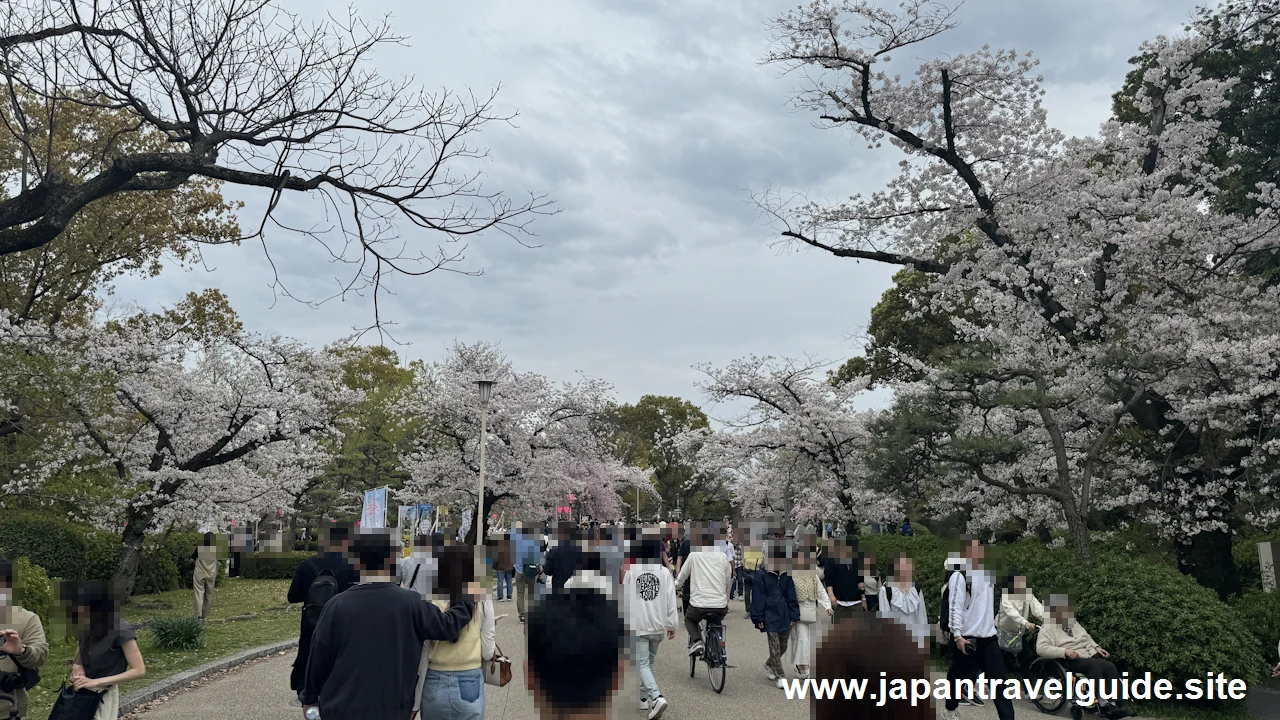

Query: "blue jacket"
<box><xmin>750</xmin><ymin>569</ymin><xmax>800</xmax><ymax>633</ymax></box>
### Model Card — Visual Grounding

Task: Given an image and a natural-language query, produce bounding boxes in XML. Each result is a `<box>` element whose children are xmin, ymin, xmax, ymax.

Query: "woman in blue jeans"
<box><xmin>414</xmin><ymin>545</ymin><xmax>498</xmax><ymax>720</ymax></box>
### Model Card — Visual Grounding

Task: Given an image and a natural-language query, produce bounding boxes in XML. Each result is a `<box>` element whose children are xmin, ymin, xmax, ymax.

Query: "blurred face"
<box><xmin>965</xmin><ymin>540</ymin><xmax>984</xmax><ymax>561</ymax></box>
<box><xmin>896</xmin><ymin>556</ymin><xmax>913</xmax><ymax>582</ymax></box>
<box><xmin>1013</xmin><ymin>575</ymin><xmax>1027</xmax><ymax>591</ymax></box>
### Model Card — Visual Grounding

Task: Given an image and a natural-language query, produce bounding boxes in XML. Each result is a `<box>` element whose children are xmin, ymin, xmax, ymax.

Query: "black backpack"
<box><xmin>938</xmin><ymin>569</ymin><xmax>972</xmax><ymax>635</ymax></box>
<box><xmin>302</xmin><ymin>569</ymin><xmax>338</xmax><ymax>632</ymax></box>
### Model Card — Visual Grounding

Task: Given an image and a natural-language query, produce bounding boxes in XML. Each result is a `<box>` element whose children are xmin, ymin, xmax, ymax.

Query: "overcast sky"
<box><xmin>113</xmin><ymin>0</ymin><xmax>1202</xmax><ymax>411</ymax></box>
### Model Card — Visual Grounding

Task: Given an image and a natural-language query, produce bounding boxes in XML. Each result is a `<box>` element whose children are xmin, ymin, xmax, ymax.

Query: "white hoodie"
<box><xmin>623</xmin><ymin>562</ymin><xmax>680</xmax><ymax>637</ymax></box>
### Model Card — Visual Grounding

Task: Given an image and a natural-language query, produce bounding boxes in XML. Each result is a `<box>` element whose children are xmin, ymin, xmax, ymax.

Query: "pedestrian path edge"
<box><xmin>119</xmin><ymin>638</ymin><xmax>299</xmax><ymax>716</ymax></box>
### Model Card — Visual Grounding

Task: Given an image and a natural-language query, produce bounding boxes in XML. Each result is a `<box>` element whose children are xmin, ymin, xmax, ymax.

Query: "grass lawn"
<box><xmin>27</xmin><ymin>578</ymin><xmax>297</xmax><ymax>720</ymax></box>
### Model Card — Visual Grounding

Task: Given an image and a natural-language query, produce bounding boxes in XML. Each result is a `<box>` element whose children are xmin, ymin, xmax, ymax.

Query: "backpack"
<box><xmin>302</xmin><ymin>568</ymin><xmax>338</xmax><ymax>632</ymax></box>
<box><xmin>938</xmin><ymin>569</ymin><xmax>973</xmax><ymax>639</ymax></box>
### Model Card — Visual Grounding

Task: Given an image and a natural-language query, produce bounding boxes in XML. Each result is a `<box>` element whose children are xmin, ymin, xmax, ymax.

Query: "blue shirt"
<box><xmin>512</xmin><ymin>529</ymin><xmax>542</xmax><ymax>575</ymax></box>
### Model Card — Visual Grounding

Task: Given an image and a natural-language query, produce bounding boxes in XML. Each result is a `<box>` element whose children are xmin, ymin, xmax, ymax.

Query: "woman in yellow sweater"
<box><xmin>413</xmin><ymin>545</ymin><xmax>497</xmax><ymax>720</ymax></box>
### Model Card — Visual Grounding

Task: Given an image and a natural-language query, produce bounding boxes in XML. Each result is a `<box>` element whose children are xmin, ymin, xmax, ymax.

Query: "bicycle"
<box><xmin>689</xmin><ymin>616</ymin><xmax>727</xmax><ymax>693</ymax></box>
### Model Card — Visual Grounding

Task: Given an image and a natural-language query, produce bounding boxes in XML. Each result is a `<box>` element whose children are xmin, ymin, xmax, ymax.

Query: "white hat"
<box><xmin>944</xmin><ymin>556</ymin><xmax>965</xmax><ymax>571</ymax></box>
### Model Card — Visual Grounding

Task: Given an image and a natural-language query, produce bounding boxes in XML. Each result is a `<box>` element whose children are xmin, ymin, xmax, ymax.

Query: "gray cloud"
<box><xmin>113</xmin><ymin>0</ymin><xmax>1203</xmax><ymax>406</ymax></box>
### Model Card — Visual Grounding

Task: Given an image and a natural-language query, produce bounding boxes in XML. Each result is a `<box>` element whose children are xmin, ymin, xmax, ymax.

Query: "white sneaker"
<box><xmin>764</xmin><ymin>663</ymin><xmax>778</xmax><ymax>681</ymax></box>
<box><xmin>942</xmin><ymin>710</ymin><xmax>961</xmax><ymax>720</ymax></box>
<box><xmin>648</xmin><ymin>696</ymin><xmax>669</xmax><ymax>720</ymax></box>
<box><xmin>688</xmin><ymin>642</ymin><xmax>704</xmax><ymax>656</ymax></box>
<box><xmin>640</xmin><ymin>698</ymin><xmax>649</xmax><ymax>711</ymax></box>
<box><xmin>775</xmin><ymin>678</ymin><xmax>787</xmax><ymax>689</ymax></box>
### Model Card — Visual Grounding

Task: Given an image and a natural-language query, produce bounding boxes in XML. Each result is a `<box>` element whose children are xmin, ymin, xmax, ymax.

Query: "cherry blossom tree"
<box><xmin>398</xmin><ymin>341</ymin><xmax>647</xmax><ymax>540</ymax></box>
<box><xmin>681</xmin><ymin>355</ymin><xmax>900</xmax><ymax>528</ymax></box>
<box><xmin>0</xmin><ymin>291</ymin><xmax>351</xmax><ymax>594</ymax></box>
<box><xmin>756</xmin><ymin>0</ymin><xmax>1280</xmax><ymax>585</ymax></box>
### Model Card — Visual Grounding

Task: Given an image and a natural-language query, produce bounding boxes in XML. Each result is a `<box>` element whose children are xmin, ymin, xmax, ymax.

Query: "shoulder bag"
<box><xmin>47</xmin><ymin>680</ymin><xmax>103</xmax><ymax>720</ymax></box>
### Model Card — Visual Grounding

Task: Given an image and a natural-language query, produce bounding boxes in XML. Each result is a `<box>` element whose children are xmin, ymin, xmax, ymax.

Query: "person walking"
<box><xmin>0</xmin><ymin>560</ymin><xmax>48</xmax><ymax>720</ymax></box>
<box><xmin>823</xmin><ymin>538</ymin><xmax>863</xmax><ymax>622</ymax></box>
<box><xmin>69</xmin><ymin>581</ymin><xmax>147</xmax><ymax>720</ymax></box>
<box><xmin>287</xmin><ymin>522</ymin><xmax>359</xmax><ymax>698</ymax></box>
<box><xmin>493</xmin><ymin>535</ymin><xmax>514</xmax><ymax>603</ymax></box>
<box><xmin>398</xmin><ymin>533</ymin><xmax>440</xmax><ymax>599</ymax></box>
<box><xmin>877</xmin><ymin>555</ymin><xmax>929</xmax><ymax>649</ymax></box>
<box><xmin>413</xmin><ymin>545</ymin><xmax>498</xmax><ymax>720</ymax></box>
<box><xmin>789</xmin><ymin>548</ymin><xmax>831</xmax><ymax>679</ymax></box>
<box><xmin>302</xmin><ymin>532</ymin><xmax>475</xmax><ymax>720</ymax></box>
<box><xmin>191</xmin><ymin>532</ymin><xmax>218</xmax><ymax>619</ymax></box>
<box><xmin>741</xmin><ymin>535</ymin><xmax>764</xmax><ymax>619</ymax></box>
<box><xmin>675</xmin><ymin>526</ymin><xmax>732</xmax><ymax>657</ymax></box>
<box><xmin>861</xmin><ymin>553</ymin><xmax>881</xmax><ymax>612</ymax></box>
<box><xmin>751</xmin><ymin>545</ymin><xmax>799</xmax><ymax>688</ymax></box>
<box><xmin>543</xmin><ymin>523</ymin><xmax>584</xmax><ymax>592</ymax></box>
<box><xmin>942</xmin><ymin>538</ymin><xmax>1015</xmax><ymax>720</ymax></box>
<box><xmin>622</xmin><ymin>538</ymin><xmax>678</xmax><ymax>719</ymax></box>
<box><xmin>512</xmin><ymin>522</ymin><xmax>544</xmax><ymax>622</ymax></box>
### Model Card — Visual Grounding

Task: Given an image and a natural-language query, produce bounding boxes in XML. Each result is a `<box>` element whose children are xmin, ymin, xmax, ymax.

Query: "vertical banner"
<box><xmin>398</xmin><ymin>505</ymin><xmax>416</xmax><ymax>554</ymax></box>
<box><xmin>362</xmin><ymin>487</ymin><xmax>387</xmax><ymax>529</ymax></box>
<box><xmin>458</xmin><ymin>508</ymin><xmax>473</xmax><ymax>542</ymax></box>
<box><xmin>415</xmin><ymin>504</ymin><xmax>434</xmax><ymax>535</ymax></box>
<box><xmin>1261</xmin><ymin>541</ymin><xmax>1276</xmax><ymax>593</ymax></box>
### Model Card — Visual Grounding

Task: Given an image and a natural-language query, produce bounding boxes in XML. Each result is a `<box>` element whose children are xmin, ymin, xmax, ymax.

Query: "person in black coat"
<box><xmin>751</xmin><ymin>546</ymin><xmax>799</xmax><ymax>686</ymax></box>
<box><xmin>286</xmin><ymin>523</ymin><xmax>358</xmax><ymax>696</ymax></box>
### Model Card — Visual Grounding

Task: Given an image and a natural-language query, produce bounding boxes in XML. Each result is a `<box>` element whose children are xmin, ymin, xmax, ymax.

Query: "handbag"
<box><xmin>484</xmin><ymin>644</ymin><xmax>512</xmax><ymax>687</ymax></box>
<box><xmin>997</xmin><ymin>627</ymin><xmax>1024</xmax><ymax>654</ymax></box>
<box><xmin>799</xmin><ymin>602</ymin><xmax>816</xmax><ymax>624</ymax></box>
<box><xmin>47</xmin><ymin>681</ymin><xmax>104</xmax><ymax>720</ymax></box>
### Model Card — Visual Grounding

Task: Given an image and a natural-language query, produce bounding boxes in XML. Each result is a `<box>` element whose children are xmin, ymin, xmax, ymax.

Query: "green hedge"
<box><xmin>856</xmin><ymin>535</ymin><xmax>1263</xmax><ymax>705</ymax></box>
<box><xmin>1230</xmin><ymin>590</ymin><xmax>1280</xmax><ymax>667</ymax></box>
<box><xmin>0</xmin><ymin>518</ymin><xmax>87</xmax><ymax>580</ymax></box>
<box><xmin>240</xmin><ymin>552</ymin><xmax>310</xmax><ymax>579</ymax></box>
<box><xmin>134</xmin><ymin>547</ymin><xmax>181</xmax><ymax>595</ymax></box>
<box><xmin>12</xmin><ymin>557</ymin><xmax>51</xmax><ymax>627</ymax></box>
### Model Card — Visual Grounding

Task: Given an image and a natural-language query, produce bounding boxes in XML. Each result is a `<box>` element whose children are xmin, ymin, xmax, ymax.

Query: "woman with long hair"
<box><xmin>412</xmin><ymin>545</ymin><xmax>497</xmax><ymax>720</ymax></box>
<box><xmin>69</xmin><ymin>581</ymin><xmax>146</xmax><ymax>720</ymax></box>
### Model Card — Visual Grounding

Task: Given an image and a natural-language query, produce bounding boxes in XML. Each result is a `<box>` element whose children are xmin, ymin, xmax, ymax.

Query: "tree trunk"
<box><xmin>1062</xmin><ymin>501</ymin><xmax>1092</xmax><ymax>563</ymax></box>
<box><xmin>113</xmin><ymin>507</ymin><xmax>152</xmax><ymax>602</ymax></box>
<box><xmin>1177</xmin><ymin>528</ymin><xmax>1240</xmax><ymax>601</ymax></box>
<box><xmin>464</xmin><ymin>493</ymin><xmax>496</xmax><ymax>546</ymax></box>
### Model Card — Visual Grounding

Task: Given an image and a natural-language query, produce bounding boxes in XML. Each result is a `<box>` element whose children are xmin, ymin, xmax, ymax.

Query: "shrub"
<box><xmin>81</xmin><ymin>531</ymin><xmax>122</xmax><ymax>582</ymax></box>
<box><xmin>240</xmin><ymin>551</ymin><xmax>310</xmax><ymax>579</ymax></box>
<box><xmin>11</xmin><ymin>557</ymin><xmax>52</xmax><ymax>628</ymax></box>
<box><xmin>134</xmin><ymin>547</ymin><xmax>180</xmax><ymax>595</ymax></box>
<box><xmin>0</xmin><ymin>518</ymin><xmax>87</xmax><ymax>580</ymax></box>
<box><xmin>148</xmin><ymin>616</ymin><xmax>205</xmax><ymax>651</ymax></box>
<box><xmin>159</xmin><ymin>532</ymin><xmax>202</xmax><ymax>581</ymax></box>
<box><xmin>1230</xmin><ymin>590</ymin><xmax>1280</xmax><ymax>667</ymax></box>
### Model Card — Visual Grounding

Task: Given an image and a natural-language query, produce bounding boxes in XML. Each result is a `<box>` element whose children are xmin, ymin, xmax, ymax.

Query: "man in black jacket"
<box><xmin>822</xmin><ymin>538</ymin><xmax>863</xmax><ymax>623</ymax></box>
<box><xmin>287</xmin><ymin>522</ymin><xmax>359</xmax><ymax>696</ymax></box>
<box><xmin>303</xmin><ymin>531</ymin><xmax>474</xmax><ymax>720</ymax></box>
<box><xmin>542</xmin><ymin>522</ymin><xmax>583</xmax><ymax>591</ymax></box>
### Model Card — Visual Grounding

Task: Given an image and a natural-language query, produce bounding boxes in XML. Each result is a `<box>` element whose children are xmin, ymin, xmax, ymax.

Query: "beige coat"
<box><xmin>997</xmin><ymin>589</ymin><xmax>1044</xmax><ymax>633</ymax></box>
<box><xmin>0</xmin><ymin>606</ymin><xmax>49</xmax><ymax>718</ymax></box>
<box><xmin>1036</xmin><ymin>617</ymin><xmax>1101</xmax><ymax>660</ymax></box>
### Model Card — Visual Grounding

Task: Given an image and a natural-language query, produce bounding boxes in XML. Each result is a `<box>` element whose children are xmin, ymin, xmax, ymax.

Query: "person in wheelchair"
<box><xmin>1037</xmin><ymin>595</ymin><xmax>1132</xmax><ymax>719</ymax></box>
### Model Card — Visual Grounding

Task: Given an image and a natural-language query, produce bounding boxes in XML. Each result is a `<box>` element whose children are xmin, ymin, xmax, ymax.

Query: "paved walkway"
<box><xmin>130</xmin><ymin>601</ymin><xmax>1075</xmax><ymax>720</ymax></box>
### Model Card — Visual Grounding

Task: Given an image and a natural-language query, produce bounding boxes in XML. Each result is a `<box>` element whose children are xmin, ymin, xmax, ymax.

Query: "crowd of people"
<box><xmin>0</xmin><ymin>517</ymin><xmax>1236</xmax><ymax>720</ymax></box>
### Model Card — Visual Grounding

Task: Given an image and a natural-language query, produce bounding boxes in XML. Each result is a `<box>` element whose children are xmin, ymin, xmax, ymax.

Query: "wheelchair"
<box><xmin>1028</xmin><ymin>657</ymin><xmax>1105</xmax><ymax>719</ymax></box>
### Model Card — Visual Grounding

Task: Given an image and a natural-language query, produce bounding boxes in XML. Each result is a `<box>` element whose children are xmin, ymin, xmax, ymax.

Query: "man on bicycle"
<box><xmin>675</xmin><ymin>522</ymin><xmax>732</xmax><ymax>657</ymax></box>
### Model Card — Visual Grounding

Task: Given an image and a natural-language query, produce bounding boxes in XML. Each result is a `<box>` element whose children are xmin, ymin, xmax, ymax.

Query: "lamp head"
<box><xmin>475</xmin><ymin>379</ymin><xmax>496</xmax><ymax>404</ymax></box>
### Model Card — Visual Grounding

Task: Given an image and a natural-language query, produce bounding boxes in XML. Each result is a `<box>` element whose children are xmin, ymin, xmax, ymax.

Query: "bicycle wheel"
<box><xmin>706</xmin><ymin>628</ymin><xmax>726</xmax><ymax>693</ymax></box>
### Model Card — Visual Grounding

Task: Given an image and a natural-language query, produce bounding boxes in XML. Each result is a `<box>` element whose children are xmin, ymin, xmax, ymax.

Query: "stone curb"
<box><xmin>118</xmin><ymin>638</ymin><xmax>298</xmax><ymax>716</ymax></box>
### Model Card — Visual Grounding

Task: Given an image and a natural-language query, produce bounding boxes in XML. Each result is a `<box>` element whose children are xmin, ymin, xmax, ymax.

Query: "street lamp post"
<box><xmin>475</xmin><ymin>379</ymin><xmax>495</xmax><ymax>547</ymax></box>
